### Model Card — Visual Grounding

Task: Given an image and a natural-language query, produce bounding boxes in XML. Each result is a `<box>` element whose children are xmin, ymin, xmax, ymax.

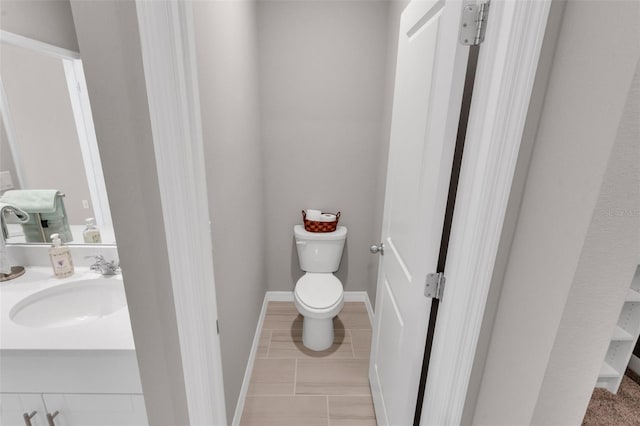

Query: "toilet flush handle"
<box><xmin>296</xmin><ymin>241</ymin><xmax>306</xmax><ymax>245</ymax></box>
<box><xmin>370</xmin><ymin>243</ymin><xmax>384</xmax><ymax>255</ymax></box>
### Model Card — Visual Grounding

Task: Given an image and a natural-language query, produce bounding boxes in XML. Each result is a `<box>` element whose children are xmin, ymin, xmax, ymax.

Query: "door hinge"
<box><xmin>459</xmin><ymin>1</ymin><xmax>490</xmax><ymax>46</ymax></box>
<box><xmin>424</xmin><ymin>272</ymin><xmax>446</xmax><ymax>300</ymax></box>
<box><xmin>216</xmin><ymin>320</ymin><xmax>220</xmax><ymax>335</ymax></box>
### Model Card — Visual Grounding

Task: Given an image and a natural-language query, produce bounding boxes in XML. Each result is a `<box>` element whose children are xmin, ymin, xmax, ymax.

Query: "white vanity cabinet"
<box><xmin>0</xmin><ymin>393</ymin><xmax>147</xmax><ymax>426</ymax></box>
<box><xmin>40</xmin><ymin>394</ymin><xmax>147</xmax><ymax>426</ymax></box>
<box><xmin>0</xmin><ymin>267</ymin><xmax>146</xmax><ymax>426</ymax></box>
<box><xmin>1</xmin><ymin>350</ymin><xmax>147</xmax><ymax>426</ymax></box>
<box><xmin>0</xmin><ymin>394</ymin><xmax>47</xmax><ymax>426</ymax></box>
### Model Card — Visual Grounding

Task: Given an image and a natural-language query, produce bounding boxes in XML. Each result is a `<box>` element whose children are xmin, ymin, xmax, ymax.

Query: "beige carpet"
<box><xmin>583</xmin><ymin>370</ymin><xmax>640</xmax><ymax>426</ymax></box>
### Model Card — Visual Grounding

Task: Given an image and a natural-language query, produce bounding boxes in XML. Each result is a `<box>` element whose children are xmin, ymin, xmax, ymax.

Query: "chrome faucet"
<box><xmin>87</xmin><ymin>255</ymin><xmax>120</xmax><ymax>276</ymax></box>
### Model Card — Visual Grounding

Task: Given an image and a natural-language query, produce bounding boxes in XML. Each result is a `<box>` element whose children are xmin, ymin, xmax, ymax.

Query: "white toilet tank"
<box><xmin>294</xmin><ymin>225</ymin><xmax>347</xmax><ymax>272</ymax></box>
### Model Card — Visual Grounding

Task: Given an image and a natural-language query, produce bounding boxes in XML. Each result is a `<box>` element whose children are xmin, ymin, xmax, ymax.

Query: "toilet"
<box><xmin>293</xmin><ymin>225</ymin><xmax>347</xmax><ymax>351</ymax></box>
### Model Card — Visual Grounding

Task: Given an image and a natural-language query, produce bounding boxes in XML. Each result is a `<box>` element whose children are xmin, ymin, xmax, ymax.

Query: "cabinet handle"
<box><xmin>46</xmin><ymin>411</ymin><xmax>59</xmax><ymax>426</ymax></box>
<box><xmin>22</xmin><ymin>411</ymin><xmax>37</xmax><ymax>426</ymax></box>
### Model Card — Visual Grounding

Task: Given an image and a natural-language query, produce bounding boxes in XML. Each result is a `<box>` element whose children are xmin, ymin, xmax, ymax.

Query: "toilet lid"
<box><xmin>295</xmin><ymin>274</ymin><xmax>343</xmax><ymax>310</ymax></box>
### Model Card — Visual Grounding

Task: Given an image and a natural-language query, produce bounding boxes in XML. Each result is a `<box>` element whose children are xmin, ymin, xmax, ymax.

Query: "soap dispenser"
<box><xmin>83</xmin><ymin>217</ymin><xmax>102</xmax><ymax>243</ymax></box>
<box><xmin>49</xmin><ymin>233</ymin><xmax>74</xmax><ymax>278</ymax></box>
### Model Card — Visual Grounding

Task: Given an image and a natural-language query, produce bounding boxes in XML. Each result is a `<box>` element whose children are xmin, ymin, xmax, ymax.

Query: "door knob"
<box><xmin>370</xmin><ymin>243</ymin><xmax>384</xmax><ymax>255</ymax></box>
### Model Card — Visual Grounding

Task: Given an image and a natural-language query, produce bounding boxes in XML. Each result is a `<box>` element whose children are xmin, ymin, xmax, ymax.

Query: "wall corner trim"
<box><xmin>134</xmin><ymin>2</ymin><xmax>227</xmax><ymax>425</ymax></box>
<box><xmin>231</xmin><ymin>295</ymin><xmax>270</xmax><ymax>426</ymax></box>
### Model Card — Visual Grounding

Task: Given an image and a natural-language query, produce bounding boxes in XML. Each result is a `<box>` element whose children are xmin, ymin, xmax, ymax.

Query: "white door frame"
<box><xmin>419</xmin><ymin>1</ymin><xmax>551</xmax><ymax>424</ymax></box>
<box><xmin>134</xmin><ymin>1</ymin><xmax>227</xmax><ymax>425</ymax></box>
<box><xmin>133</xmin><ymin>0</ymin><xmax>551</xmax><ymax>424</ymax></box>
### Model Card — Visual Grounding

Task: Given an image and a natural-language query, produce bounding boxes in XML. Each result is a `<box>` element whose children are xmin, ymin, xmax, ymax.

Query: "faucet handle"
<box><xmin>103</xmin><ymin>260</ymin><xmax>121</xmax><ymax>275</ymax></box>
<box><xmin>84</xmin><ymin>254</ymin><xmax>105</xmax><ymax>261</ymax></box>
<box><xmin>84</xmin><ymin>254</ymin><xmax>120</xmax><ymax>275</ymax></box>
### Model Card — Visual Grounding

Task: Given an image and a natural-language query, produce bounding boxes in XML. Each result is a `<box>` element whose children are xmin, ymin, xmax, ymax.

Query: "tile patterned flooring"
<box><xmin>240</xmin><ymin>301</ymin><xmax>376</xmax><ymax>426</ymax></box>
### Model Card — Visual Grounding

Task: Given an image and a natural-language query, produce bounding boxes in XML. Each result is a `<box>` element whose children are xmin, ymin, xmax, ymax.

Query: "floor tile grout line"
<box><xmin>266</xmin><ymin>329</ymin><xmax>273</xmax><ymax>358</ymax></box>
<box><xmin>247</xmin><ymin>393</ymin><xmax>313</xmax><ymax>397</ymax></box>
<box><xmin>348</xmin><ymin>329</ymin><xmax>356</xmax><ymax>358</ymax></box>
<box><xmin>248</xmin><ymin>394</ymin><xmax>373</xmax><ymax>398</ymax></box>
<box><xmin>326</xmin><ymin>395</ymin><xmax>331</xmax><ymax>426</ymax></box>
<box><xmin>293</xmin><ymin>358</ymin><xmax>298</xmax><ymax>395</ymax></box>
<box><xmin>246</xmin><ymin>394</ymin><xmax>372</xmax><ymax>398</ymax></box>
<box><xmin>243</xmin><ymin>304</ymin><xmax>375</xmax><ymax>424</ymax></box>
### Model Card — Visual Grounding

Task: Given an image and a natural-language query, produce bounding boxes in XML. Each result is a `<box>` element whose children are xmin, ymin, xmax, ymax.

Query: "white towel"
<box><xmin>0</xmin><ymin>203</ymin><xmax>30</xmax><ymax>274</ymax></box>
<box><xmin>0</xmin><ymin>203</ymin><xmax>30</xmax><ymax>240</ymax></box>
<box><xmin>0</xmin><ymin>232</ymin><xmax>11</xmax><ymax>275</ymax></box>
<box><xmin>306</xmin><ymin>209</ymin><xmax>322</xmax><ymax>221</ymax></box>
<box><xmin>318</xmin><ymin>213</ymin><xmax>336</xmax><ymax>222</ymax></box>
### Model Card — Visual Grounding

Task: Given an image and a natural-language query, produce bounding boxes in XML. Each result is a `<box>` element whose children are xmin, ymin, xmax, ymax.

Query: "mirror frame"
<box><xmin>0</xmin><ymin>30</ymin><xmax>113</xmax><ymax>242</ymax></box>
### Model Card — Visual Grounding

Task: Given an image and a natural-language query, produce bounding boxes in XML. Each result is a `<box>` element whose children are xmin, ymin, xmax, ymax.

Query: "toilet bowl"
<box><xmin>293</xmin><ymin>225</ymin><xmax>347</xmax><ymax>351</ymax></box>
<box><xmin>294</xmin><ymin>273</ymin><xmax>344</xmax><ymax>350</ymax></box>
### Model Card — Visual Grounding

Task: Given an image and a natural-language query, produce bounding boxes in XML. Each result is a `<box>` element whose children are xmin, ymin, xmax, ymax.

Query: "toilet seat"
<box><xmin>295</xmin><ymin>273</ymin><xmax>343</xmax><ymax>310</ymax></box>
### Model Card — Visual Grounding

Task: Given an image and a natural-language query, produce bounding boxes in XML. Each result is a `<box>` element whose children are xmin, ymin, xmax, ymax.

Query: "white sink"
<box><xmin>9</xmin><ymin>278</ymin><xmax>127</xmax><ymax>328</ymax></box>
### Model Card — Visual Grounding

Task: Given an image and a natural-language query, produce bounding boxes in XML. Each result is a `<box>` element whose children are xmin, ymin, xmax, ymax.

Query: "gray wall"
<box><xmin>0</xmin><ymin>119</ymin><xmax>20</xmax><ymax>193</ymax></box>
<box><xmin>257</xmin><ymin>0</ymin><xmax>390</xmax><ymax>301</ymax></box>
<box><xmin>532</xmin><ymin>58</ymin><xmax>639</xmax><ymax>424</ymax></box>
<box><xmin>0</xmin><ymin>43</ymin><xmax>94</xmax><ymax>223</ymax></box>
<box><xmin>3</xmin><ymin>0</ymin><xmax>405</xmax><ymax>422</ymax></box>
<box><xmin>0</xmin><ymin>0</ymin><xmax>78</xmax><ymax>51</ymax></box>
<box><xmin>70</xmin><ymin>2</ymin><xmax>190</xmax><ymax>424</ymax></box>
<box><xmin>191</xmin><ymin>1</ymin><xmax>405</xmax><ymax>418</ymax></box>
<box><xmin>190</xmin><ymin>1</ymin><xmax>403</xmax><ymax>417</ymax></box>
<box><xmin>192</xmin><ymin>1</ymin><xmax>266</xmax><ymax>419</ymax></box>
<box><xmin>470</xmin><ymin>1</ymin><xmax>640</xmax><ymax>424</ymax></box>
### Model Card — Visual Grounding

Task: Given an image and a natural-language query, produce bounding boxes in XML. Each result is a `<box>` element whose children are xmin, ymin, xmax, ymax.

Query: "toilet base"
<box><xmin>302</xmin><ymin>317</ymin><xmax>335</xmax><ymax>351</ymax></box>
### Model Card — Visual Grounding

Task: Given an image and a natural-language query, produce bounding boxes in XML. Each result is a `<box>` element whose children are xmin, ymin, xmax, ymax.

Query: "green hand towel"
<box><xmin>0</xmin><ymin>190</ymin><xmax>60</xmax><ymax>213</ymax></box>
<box><xmin>0</xmin><ymin>203</ymin><xmax>30</xmax><ymax>240</ymax></box>
<box><xmin>0</xmin><ymin>190</ymin><xmax>73</xmax><ymax>243</ymax></box>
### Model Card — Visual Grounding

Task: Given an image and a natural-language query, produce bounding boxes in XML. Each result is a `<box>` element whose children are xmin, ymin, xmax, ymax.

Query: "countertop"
<box><xmin>0</xmin><ymin>267</ymin><xmax>135</xmax><ymax>350</ymax></box>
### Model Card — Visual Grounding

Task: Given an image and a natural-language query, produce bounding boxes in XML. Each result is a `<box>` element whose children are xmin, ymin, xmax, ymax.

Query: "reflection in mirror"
<box><xmin>0</xmin><ymin>32</ymin><xmax>114</xmax><ymax>245</ymax></box>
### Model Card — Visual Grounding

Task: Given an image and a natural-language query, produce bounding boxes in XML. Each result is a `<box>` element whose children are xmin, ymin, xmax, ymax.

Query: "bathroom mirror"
<box><xmin>0</xmin><ymin>32</ymin><xmax>115</xmax><ymax>245</ymax></box>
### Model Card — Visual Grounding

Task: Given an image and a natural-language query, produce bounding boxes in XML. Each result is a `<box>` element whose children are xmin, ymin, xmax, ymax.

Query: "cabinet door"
<box><xmin>41</xmin><ymin>394</ymin><xmax>147</xmax><ymax>426</ymax></box>
<box><xmin>0</xmin><ymin>394</ymin><xmax>47</xmax><ymax>426</ymax></box>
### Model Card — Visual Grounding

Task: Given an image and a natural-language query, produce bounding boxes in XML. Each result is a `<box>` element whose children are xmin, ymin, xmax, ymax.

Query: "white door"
<box><xmin>369</xmin><ymin>1</ymin><xmax>470</xmax><ymax>425</ymax></box>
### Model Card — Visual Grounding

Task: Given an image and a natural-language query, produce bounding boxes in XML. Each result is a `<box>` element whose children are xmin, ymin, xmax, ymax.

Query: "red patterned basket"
<box><xmin>302</xmin><ymin>210</ymin><xmax>341</xmax><ymax>233</ymax></box>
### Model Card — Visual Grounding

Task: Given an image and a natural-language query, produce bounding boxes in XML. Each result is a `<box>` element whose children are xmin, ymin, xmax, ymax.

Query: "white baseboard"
<box><xmin>231</xmin><ymin>296</ymin><xmax>269</xmax><ymax>426</ymax></box>
<box><xmin>343</xmin><ymin>290</ymin><xmax>375</xmax><ymax>326</ymax></box>
<box><xmin>264</xmin><ymin>290</ymin><xmax>374</xmax><ymax>323</ymax></box>
<box><xmin>231</xmin><ymin>290</ymin><xmax>374</xmax><ymax>425</ymax></box>
<box><xmin>265</xmin><ymin>291</ymin><xmax>294</xmax><ymax>302</ymax></box>
<box><xmin>629</xmin><ymin>354</ymin><xmax>640</xmax><ymax>376</ymax></box>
